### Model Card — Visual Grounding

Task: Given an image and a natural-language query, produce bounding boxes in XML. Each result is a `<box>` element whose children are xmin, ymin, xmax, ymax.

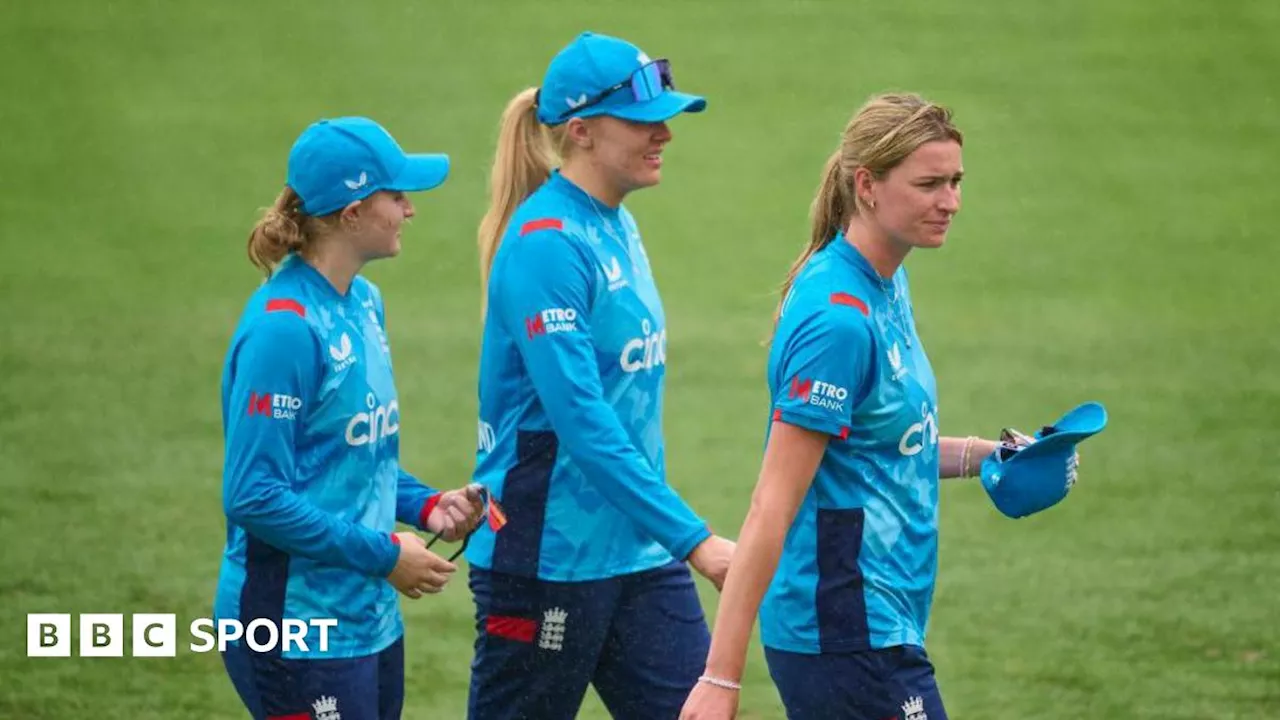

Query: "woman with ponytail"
<box><xmin>462</xmin><ymin>31</ymin><xmax>736</xmax><ymax>720</ymax></box>
<box><xmin>683</xmin><ymin>94</ymin><xmax>997</xmax><ymax>720</ymax></box>
<box><xmin>217</xmin><ymin>117</ymin><xmax>482</xmax><ymax>719</ymax></box>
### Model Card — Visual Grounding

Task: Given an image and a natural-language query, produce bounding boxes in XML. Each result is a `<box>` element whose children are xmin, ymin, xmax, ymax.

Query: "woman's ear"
<box><xmin>564</xmin><ymin>117</ymin><xmax>594</xmax><ymax>151</ymax></box>
<box><xmin>852</xmin><ymin>167</ymin><xmax>877</xmax><ymax>211</ymax></box>
<box><xmin>338</xmin><ymin>199</ymin><xmax>363</xmax><ymax>228</ymax></box>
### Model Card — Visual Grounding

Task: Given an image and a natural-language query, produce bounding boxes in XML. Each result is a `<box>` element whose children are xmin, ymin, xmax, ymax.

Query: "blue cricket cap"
<box><xmin>286</xmin><ymin>117</ymin><xmax>450</xmax><ymax>217</ymax></box>
<box><xmin>981</xmin><ymin>401</ymin><xmax>1109</xmax><ymax>519</ymax></box>
<box><xmin>536</xmin><ymin>32</ymin><xmax>706</xmax><ymax>126</ymax></box>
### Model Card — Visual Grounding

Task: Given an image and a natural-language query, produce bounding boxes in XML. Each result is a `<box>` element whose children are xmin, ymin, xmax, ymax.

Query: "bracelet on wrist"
<box><xmin>961</xmin><ymin>435</ymin><xmax>978</xmax><ymax>477</ymax></box>
<box><xmin>698</xmin><ymin>675</ymin><xmax>742</xmax><ymax>691</ymax></box>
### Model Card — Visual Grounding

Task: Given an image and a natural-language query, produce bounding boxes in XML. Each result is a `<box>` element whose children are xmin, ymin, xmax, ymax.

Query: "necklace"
<box><xmin>586</xmin><ymin>194</ymin><xmax>627</xmax><ymax>247</ymax></box>
<box><xmin>878</xmin><ymin>275</ymin><xmax>913</xmax><ymax>349</ymax></box>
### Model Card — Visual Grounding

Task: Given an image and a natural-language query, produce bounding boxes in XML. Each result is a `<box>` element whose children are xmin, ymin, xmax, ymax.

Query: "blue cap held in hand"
<box><xmin>981</xmin><ymin>402</ymin><xmax>1108</xmax><ymax>519</ymax></box>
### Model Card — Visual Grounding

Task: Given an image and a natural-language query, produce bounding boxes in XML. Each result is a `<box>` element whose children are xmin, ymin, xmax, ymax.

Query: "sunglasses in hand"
<box><xmin>423</xmin><ymin>485</ymin><xmax>508</xmax><ymax>562</ymax></box>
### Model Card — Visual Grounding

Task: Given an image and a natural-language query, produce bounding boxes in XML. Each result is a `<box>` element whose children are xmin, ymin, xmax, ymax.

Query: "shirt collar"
<box><xmin>826</xmin><ymin>230</ymin><xmax>891</xmax><ymax>285</ymax></box>
<box><xmin>279</xmin><ymin>253</ymin><xmax>350</xmax><ymax>301</ymax></box>
<box><xmin>546</xmin><ymin>170</ymin><xmax>622</xmax><ymax>219</ymax></box>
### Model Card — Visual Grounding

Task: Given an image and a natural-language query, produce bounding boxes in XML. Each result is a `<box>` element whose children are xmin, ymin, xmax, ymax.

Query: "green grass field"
<box><xmin>2</xmin><ymin>0</ymin><xmax>1278</xmax><ymax>717</ymax></box>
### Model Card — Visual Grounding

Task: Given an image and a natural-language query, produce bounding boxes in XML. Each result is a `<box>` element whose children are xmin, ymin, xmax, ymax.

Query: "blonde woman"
<box><xmin>683</xmin><ymin>94</ymin><xmax>982</xmax><ymax>720</ymax></box>
<box><xmin>462</xmin><ymin>32</ymin><xmax>735</xmax><ymax>720</ymax></box>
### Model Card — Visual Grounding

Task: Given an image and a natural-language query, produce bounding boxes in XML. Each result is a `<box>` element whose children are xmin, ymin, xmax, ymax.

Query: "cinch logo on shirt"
<box><xmin>526</xmin><ymin>308</ymin><xmax>578</xmax><ymax>339</ymax></box>
<box><xmin>898</xmin><ymin>402</ymin><xmax>939</xmax><ymax>457</ymax></box>
<box><xmin>345</xmin><ymin>393</ymin><xmax>399</xmax><ymax>447</ymax></box>
<box><xmin>619</xmin><ymin>318</ymin><xmax>665</xmax><ymax>373</ymax></box>
<box><xmin>789</xmin><ymin>377</ymin><xmax>848</xmax><ymax>412</ymax></box>
<box><xmin>247</xmin><ymin>392</ymin><xmax>302</xmax><ymax>420</ymax></box>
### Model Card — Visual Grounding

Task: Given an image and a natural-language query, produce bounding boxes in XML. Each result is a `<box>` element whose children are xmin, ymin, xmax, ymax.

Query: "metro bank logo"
<box><xmin>789</xmin><ymin>376</ymin><xmax>813</xmax><ymax>401</ymax></box>
<box><xmin>247</xmin><ymin>392</ymin><xmax>302</xmax><ymax>420</ymax></box>
<box><xmin>525</xmin><ymin>308</ymin><xmax>578</xmax><ymax>339</ymax></box>
<box><xmin>788</xmin><ymin>376</ymin><xmax>849</xmax><ymax>412</ymax></box>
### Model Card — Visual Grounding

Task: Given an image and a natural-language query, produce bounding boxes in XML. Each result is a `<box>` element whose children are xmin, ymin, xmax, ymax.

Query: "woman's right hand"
<box><xmin>680</xmin><ymin>680</ymin><xmax>740</xmax><ymax>720</ymax></box>
<box><xmin>387</xmin><ymin>532</ymin><xmax>457</xmax><ymax>598</ymax></box>
<box><xmin>688</xmin><ymin>535</ymin><xmax>736</xmax><ymax>591</ymax></box>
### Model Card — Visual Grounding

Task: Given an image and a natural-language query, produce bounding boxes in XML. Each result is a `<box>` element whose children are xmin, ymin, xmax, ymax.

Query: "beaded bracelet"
<box><xmin>699</xmin><ymin>675</ymin><xmax>742</xmax><ymax>691</ymax></box>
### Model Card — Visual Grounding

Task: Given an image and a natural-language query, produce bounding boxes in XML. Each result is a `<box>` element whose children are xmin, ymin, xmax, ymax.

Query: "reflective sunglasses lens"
<box><xmin>631</xmin><ymin>61</ymin><xmax>666</xmax><ymax>101</ymax></box>
<box><xmin>656</xmin><ymin>59</ymin><xmax>674</xmax><ymax>90</ymax></box>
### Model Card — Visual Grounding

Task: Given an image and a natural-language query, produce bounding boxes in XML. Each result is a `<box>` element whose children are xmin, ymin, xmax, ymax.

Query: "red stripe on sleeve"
<box><xmin>773</xmin><ymin>409</ymin><xmax>850</xmax><ymax>441</ymax></box>
<box><xmin>829</xmin><ymin>292</ymin><xmax>869</xmax><ymax>316</ymax></box>
<box><xmin>519</xmin><ymin>218</ymin><xmax>563</xmax><ymax>236</ymax></box>
<box><xmin>266</xmin><ymin>298</ymin><xmax>306</xmax><ymax>317</ymax></box>
<box><xmin>419</xmin><ymin>493</ymin><xmax>443</xmax><ymax>531</ymax></box>
<box><xmin>486</xmin><ymin>615</ymin><xmax>537</xmax><ymax>643</ymax></box>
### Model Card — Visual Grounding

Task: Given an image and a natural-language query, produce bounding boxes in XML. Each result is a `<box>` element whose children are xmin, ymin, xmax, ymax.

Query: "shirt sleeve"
<box><xmin>772</xmin><ymin>305</ymin><xmax>874</xmax><ymax>438</ymax></box>
<box><xmin>222</xmin><ymin>310</ymin><xmax>401</xmax><ymax>577</ymax></box>
<box><xmin>396</xmin><ymin>469</ymin><xmax>441</xmax><ymax>531</ymax></box>
<box><xmin>493</xmin><ymin>227</ymin><xmax>711</xmax><ymax>560</ymax></box>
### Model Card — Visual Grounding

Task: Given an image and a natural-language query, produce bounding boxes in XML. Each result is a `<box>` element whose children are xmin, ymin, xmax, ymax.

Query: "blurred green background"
<box><xmin>1</xmin><ymin>0</ymin><xmax>1277</xmax><ymax>717</ymax></box>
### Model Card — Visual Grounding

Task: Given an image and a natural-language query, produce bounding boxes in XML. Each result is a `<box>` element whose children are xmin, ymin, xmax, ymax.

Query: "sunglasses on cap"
<box><xmin>424</xmin><ymin>485</ymin><xmax>508</xmax><ymax>562</ymax></box>
<box><xmin>994</xmin><ymin>427</ymin><xmax>1036</xmax><ymax>462</ymax></box>
<box><xmin>556</xmin><ymin>59</ymin><xmax>676</xmax><ymax>122</ymax></box>
<box><xmin>994</xmin><ymin>424</ymin><xmax>1081</xmax><ymax>462</ymax></box>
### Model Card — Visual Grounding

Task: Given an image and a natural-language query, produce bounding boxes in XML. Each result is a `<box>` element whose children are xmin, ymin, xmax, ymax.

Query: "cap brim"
<box><xmin>592</xmin><ymin>91</ymin><xmax>707</xmax><ymax>123</ymax></box>
<box><xmin>1018</xmin><ymin>402</ymin><xmax>1108</xmax><ymax>460</ymax></box>
<box><xmin>387</xmin><ymin>153</ymin><xmax>450</xmax><ymax>192</ymax></box>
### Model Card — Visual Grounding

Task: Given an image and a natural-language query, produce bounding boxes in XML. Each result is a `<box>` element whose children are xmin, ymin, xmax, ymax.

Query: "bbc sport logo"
<box><xmin>27</xmin><ymin>614</ymin><xmax>337</xmax><ymax>657</ymax></box>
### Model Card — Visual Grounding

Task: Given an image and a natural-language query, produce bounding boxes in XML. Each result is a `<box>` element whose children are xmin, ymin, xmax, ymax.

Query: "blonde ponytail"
<box><xmin>477</xmin><ymin>87</ymin><xmax>558</xmax><ymax>307</ymax></box>
<box><xmin>773</xmin><ymin>151</ymin><xmax>848</xmax><ymax>326</ymax></box>
<box><xmin>247</xmin><ymin>187</ymin><xmax>307</xmax><ymax>277</ymax></box>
